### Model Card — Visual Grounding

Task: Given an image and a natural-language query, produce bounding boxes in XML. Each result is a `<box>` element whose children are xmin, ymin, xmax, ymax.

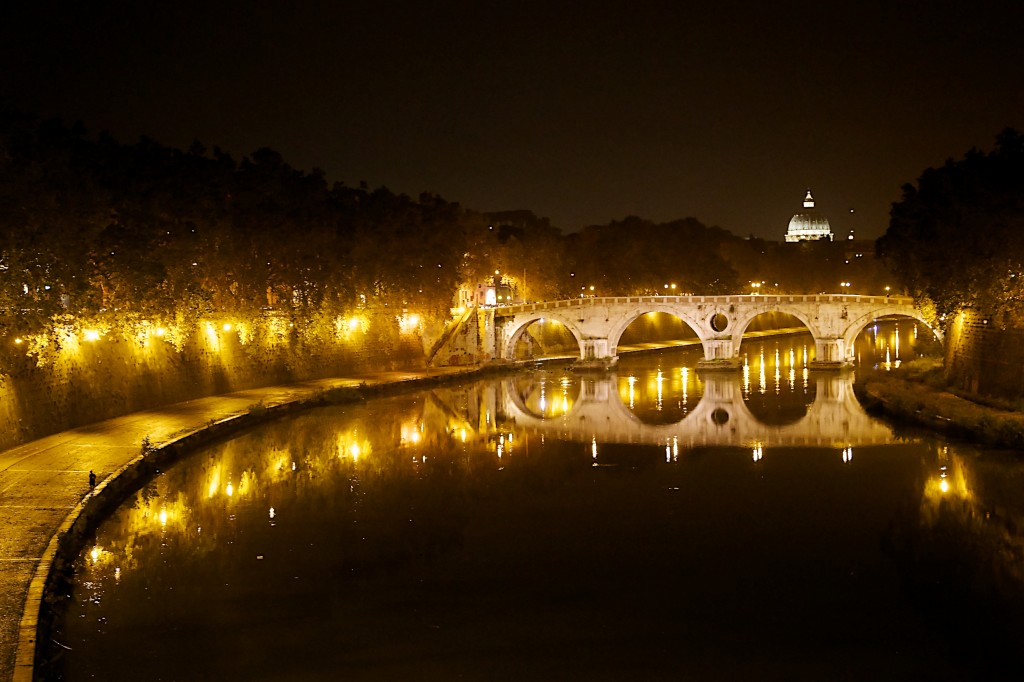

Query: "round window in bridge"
<box><xmin>710</xmin><ymin>408</ymin><xmax>730</xmax><ymax>425</ymax></box>
<box><xmin>709</xmin><ymin>312</ymin><xmax>729</xmax><ymax>332</ymax></box>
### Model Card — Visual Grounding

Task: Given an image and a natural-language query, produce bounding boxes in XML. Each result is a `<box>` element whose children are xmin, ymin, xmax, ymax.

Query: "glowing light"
<box><xmin>226</xmin><ymin>482</ymin><xmax>234</xmax><ymax>497</ymax></box>
<box><xmin>940</xmin><ymin>478</ymin><xmax>950</xmax><ymax>493</ymax></box>
<box><xmin>154</xmin><ymin>327</ymin><xmax>166</xmax><ymax>337</ymax></box>
<box><xmin>222</xmin><ymin>323</ymin><xmax>233</xmax><ymax>332</ymax></box>
<box><xmin>349</xmin><ymin>443</ymin><xmax>361</xmax><ymax>460</ymax></box>
<box><xmin>159</xmin><ymin>508</ymin><xmax>168</xmax><ymax>526</ymax></box>
<box><xmin>269</xmin><ymin>507</ymin><xmax>276</xmax><ymax>519</ymax></box>
<box><xmin>591</xmin><ymin>437</ymin><xmax>598</xmax><ymax>459</ymax></box>
<box><xmin>83</xmin><ymin>329</ymin><xmax>101</xmax><ymax>342</ymax></box>
<box><xmin>752</xmin><ymin>443</ymin><xmax>763</xmax><ymax>462</ymax></box>
<box><xmin>399</xmin><ymin>313</ymin><xmax>421</xmax><ymax>333</ymax></box>
<box><xmin>90</xmin><ymin>546</ymin><xmax>101</xmax><ymax>563</ymax></box>
<box><xmin>14</xmin><ymin>337</ymin><xmax>22</xmax><ymax>344</ymax></box>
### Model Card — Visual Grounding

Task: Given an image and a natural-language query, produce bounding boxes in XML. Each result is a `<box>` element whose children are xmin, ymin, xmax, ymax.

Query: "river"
<box><xmin>43</xmin><ymin>323</ymin><xmax>1024</xmax><ymax>680</ymax></box>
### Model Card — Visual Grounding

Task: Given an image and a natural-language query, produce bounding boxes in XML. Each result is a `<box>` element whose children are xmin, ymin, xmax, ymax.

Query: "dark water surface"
<box><xmin>48</xmin><ymin>325</ymin><xmax>1024</xmax><ymax>680</ymax></box>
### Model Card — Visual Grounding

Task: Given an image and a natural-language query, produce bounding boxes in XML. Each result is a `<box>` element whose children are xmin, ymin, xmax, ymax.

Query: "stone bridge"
<box><xmin>469</xmin><ymin>373</ymin><xmax>899</xmax><ymax>450</ymax></box>
<box><xmin>482</xmin><ymin>294</ymin><xmax>938</xmax><ymax>369</ymax></box>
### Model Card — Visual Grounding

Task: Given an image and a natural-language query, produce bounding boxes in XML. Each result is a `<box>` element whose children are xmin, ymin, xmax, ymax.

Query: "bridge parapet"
<box><xmin>493</xmin><ymin>294</ymin><xmax>913</xmax><ymax>317</ymax></box>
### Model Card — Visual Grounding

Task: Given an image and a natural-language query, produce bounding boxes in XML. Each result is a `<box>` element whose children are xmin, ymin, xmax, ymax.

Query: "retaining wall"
<box><xmin>945</xmin><ymin>310</ymin><xmax>1024</xmax><ymax>399</ymax></box>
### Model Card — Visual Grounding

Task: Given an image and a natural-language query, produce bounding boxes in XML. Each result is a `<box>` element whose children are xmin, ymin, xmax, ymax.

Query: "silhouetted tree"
<box><xmin>878</xmin><ymin>129</ymin><xmax>1024</xmax><ymax>323</ymax></box>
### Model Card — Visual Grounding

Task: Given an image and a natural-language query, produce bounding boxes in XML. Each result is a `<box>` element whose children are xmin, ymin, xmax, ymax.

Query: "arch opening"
<box><xmin>616</xmin><ymin>311</ymin><xmax>701</xmax><ymax>355</ymax></box>
<box><xmin>508</xmin><ymin>317</ymin><xmax>580</xmax><ymax>361</ymax></box>
<box><xmin>736</xmin><ymin>312</ymin><xmax>816</xmax><ymax>370</ymax></box>
<box><xmin>709</xmin><ymin>312</ymin><xmax>729</xmax><ymax>333</ymax></box>
<box><xmin>851</xmin><ymin>316</ymin><xmax>943</xmax><ymax>370</ymax></box>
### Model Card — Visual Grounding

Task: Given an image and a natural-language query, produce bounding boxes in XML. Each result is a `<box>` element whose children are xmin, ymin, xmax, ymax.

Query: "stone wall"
<box><xmin>945</xmin><ymin>310</ymin><xmax>1024</xmax><ymax>399</ymax></box>
<box><xmin>0</xmin><ymin>311</ymin><xmax>426</xmax><ymax>452</ymax></box>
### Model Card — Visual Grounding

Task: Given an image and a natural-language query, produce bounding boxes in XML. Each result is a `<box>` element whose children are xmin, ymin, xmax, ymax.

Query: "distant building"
<box><xmin>785</xmin><ymin>190</ymin><xmax>833</xmax><ymax>242</ymax></box>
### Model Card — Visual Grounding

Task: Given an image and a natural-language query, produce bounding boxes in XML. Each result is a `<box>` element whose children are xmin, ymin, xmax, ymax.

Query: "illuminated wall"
<box><xmin>945</xmin><ymin>309</ymin><xmax>1024</xmax><ymax>399</ymax></box>
<box><xmin>0</xmin><ymin>311</ymin><xmax>426</xmax><ymax>451</ymax></box>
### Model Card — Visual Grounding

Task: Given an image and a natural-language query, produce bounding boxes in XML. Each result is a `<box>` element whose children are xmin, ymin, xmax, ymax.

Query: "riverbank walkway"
<box><xmin>0</xmin><ymin>367</ymin><xmax>478</xmax><ymax>682</ymax></box>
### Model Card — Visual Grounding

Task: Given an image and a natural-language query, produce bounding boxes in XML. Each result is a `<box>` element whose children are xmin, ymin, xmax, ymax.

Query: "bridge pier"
<box><xmin>809</xmin><ymin>337</ymin><xmax>852</xmax><ymax>369</ymax></box>
<box><xmin>574</xmin><ymin>338</ymin><xmax>618</xmax><ymax>369</ymax></box>
<box><xmin>697</xmin><ymin>337</ymin><xmax>742</xmax><ymax>370</ymax></box>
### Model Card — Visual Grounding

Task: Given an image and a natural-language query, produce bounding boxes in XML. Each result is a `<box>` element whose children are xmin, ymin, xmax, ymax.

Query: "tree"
<box><xmin>878</xmin><ymin>129</ymin><xmax>1024</xmax><ymax>324</ymax></box>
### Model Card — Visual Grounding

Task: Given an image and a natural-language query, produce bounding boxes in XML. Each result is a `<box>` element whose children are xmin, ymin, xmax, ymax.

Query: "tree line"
<box><xmin>0</xmin><ymin>110</ymin><xmax>896</xmax><ymax>356</ymax></box>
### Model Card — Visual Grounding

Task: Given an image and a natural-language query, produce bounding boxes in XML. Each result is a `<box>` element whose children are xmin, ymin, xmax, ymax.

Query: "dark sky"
<box><xmin>2</xmin><ymin>1</ymin><xmax>1022</xmax><ymax>240</ymax></box>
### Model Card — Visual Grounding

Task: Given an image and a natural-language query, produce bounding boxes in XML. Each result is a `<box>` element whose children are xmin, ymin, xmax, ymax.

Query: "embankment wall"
<box><xmin>0</xmin><ymin>311</ymin><xmax>425</xmax><ymax>452</ymax></box>
<box><xmin>945</xmin><ymin>310</ymin><xmax>1024</xmax><ymax>400</ymax></box>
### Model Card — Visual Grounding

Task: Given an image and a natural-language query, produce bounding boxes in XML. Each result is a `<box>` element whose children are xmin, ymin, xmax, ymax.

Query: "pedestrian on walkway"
<box><xmin>89</xmin><ymin>470</ymin><xmax>96</xmax><ymax>488</ymax></box>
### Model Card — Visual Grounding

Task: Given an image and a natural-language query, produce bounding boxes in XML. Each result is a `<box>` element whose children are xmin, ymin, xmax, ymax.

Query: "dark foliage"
<box><xmin>878</xmin><ymin>129</ymin><xmax>1024</xmax><ymax>323</ymax></box>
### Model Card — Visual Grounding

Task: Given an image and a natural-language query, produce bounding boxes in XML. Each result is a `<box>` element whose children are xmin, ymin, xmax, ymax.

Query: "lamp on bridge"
<box><xmin>840</xmin><ymin>281</ymin><xmax>851</xmax><ymax>293</ymax></box>
<box><xmin>750</xmin><ymin>281</ymin><xmax>762</xmax><ymax>295</ymax></box>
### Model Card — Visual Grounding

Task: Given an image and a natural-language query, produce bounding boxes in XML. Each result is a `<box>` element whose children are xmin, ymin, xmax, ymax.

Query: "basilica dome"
<box><xmin>785</xmin><ymin>190</ymin><xmax>833</xmax><ymax>242</ymax></box>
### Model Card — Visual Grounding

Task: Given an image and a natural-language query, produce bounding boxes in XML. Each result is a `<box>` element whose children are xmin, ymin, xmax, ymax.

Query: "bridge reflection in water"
<box><xmin>430</xmin><ymin>364</ymin><xmax>904</xmax><ymax>463</ymax></box>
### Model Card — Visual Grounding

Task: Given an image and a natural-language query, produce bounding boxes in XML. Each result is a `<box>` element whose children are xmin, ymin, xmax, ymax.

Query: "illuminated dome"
<box><xmin>785</xmin><ymin>189</ymin><xmax>833</xmax><ymax>242</ymax></box>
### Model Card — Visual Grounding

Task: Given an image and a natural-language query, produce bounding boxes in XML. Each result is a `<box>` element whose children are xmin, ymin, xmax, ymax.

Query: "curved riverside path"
<box><xmin>0</xmin><ymin>367</ymin><xmax>479</xmax><ymax>682</ymax></box>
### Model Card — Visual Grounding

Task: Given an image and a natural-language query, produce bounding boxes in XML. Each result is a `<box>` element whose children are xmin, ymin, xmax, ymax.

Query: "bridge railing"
<box><xmin>492</xmin><ymin>294</ymin><xmax>914</xmax><ymax>316</ymax></box>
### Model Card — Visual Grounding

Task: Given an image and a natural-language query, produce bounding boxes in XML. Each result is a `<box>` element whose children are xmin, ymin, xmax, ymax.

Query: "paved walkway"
<box><xmin>0</xmin><ymin>367</ymin><xmax>477</xmax><ymax>682</ymax></box>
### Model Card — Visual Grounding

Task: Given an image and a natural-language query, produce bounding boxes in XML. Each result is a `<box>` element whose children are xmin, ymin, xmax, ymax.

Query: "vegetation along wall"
<box><xmin>0</xmin><ymin>311</ymin><xmax>425</xmax><ymax>452</ymax></box>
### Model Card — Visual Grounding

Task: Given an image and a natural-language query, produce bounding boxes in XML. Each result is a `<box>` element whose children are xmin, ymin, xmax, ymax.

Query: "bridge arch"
<box><xmin>606</xmin><ymin>305</ymin><xmax>709</xmax><ymax>357</ymax></box>
<box><xmin>502</xmin><ymin>312</ymin><xmax>585</xmax><ymax>361</ymax></box>
<box><xmin>840</xmin><ymin>306</ymin><xmax>943</xmax><ymax>361</ymax></box>
<box><xmin>729</xmin><ymin>307</ymin><xmax>822</xmax><ymax>345</ymax></box>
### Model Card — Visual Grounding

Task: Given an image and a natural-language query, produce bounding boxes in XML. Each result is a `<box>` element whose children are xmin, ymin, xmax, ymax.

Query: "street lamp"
<box><xmin>751</xmin><ymin>281</ymin><xmax>762</xmax><ymax>295</ymax></box>
<box><xmin>840</xmin><ymin>281</ymin><xmax>851</xmax><ymax>293</ymax></box>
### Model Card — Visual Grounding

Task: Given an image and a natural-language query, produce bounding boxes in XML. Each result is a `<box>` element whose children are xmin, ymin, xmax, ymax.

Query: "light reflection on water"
<box><xmin>48</xmin><ymin>323</ymin><xmax>1024</xmax><ymax>680</ymax></box>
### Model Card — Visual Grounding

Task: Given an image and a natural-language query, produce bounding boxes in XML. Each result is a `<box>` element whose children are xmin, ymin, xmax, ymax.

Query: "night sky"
<box><xmin>2</xmin><ymin>1</ymin><xmax>1022</xmax><ymax>240</ymax></box>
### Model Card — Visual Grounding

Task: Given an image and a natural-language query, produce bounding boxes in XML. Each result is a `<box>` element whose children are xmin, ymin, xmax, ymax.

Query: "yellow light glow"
<box><xmin>349</xmin><ymin>443</ymin><xmax>361</xmax><ymax>460</ymax></box>
<box><xmin>399</xmin><ymin>313</ymin><xmax>421</xmax><ymax>333</ymax></box>
<box><xmin>90</xmin><ymin>546</ymin><xmax>101</xmax><ymax>563</ymax></box>
<box><xmin>159</xmin><ymin>509</ymin><xmax>168</xmax><ymax>526</ymax></box>
<box><xmin>207</xmin><ymin>467</ymin><xmax>221</xmax><ymax>498</ymax></box>
<box><xmin>154</xmin><ymin>327</ymin><xmax>166</xmax><ymax>337</ymax></box>
<box><xmin>940</xmin><ymin>478</ymin><xmax>950</xmax><ymax>493</ymax></box>
<box><xmin>222</xmin><ymin>323</ymin><xmax>233</xmax><ymax>332</ymax></box>
<box><xmin>14</xmin><ymin>337</ymin><xmax>22</xmax><ymax>344</ymax></box>
<box><xmin>204</xmin><ymin>322</ymin><xmax>220</xmax><ymax>350</ymax></box>
<box><xmin>348</xmin><ymin>317</ymin><xmax>360</xmax><ymax>331</ymax></box>
<box><xmin>83</xmin><ymin>329</ymin><xmax>101</xmax><ymax>342</ymax></box>
<box><xmin>226</xmin><ymin>482</ymin><xmax>234</xmax><ymax>497</ymax></box>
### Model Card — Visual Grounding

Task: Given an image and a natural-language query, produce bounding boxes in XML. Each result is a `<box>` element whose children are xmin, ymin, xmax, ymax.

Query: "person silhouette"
<box><xmin>89</xmin><ymin>470</ymin><xmax>96</xmax><ymax>488</ymax></box>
